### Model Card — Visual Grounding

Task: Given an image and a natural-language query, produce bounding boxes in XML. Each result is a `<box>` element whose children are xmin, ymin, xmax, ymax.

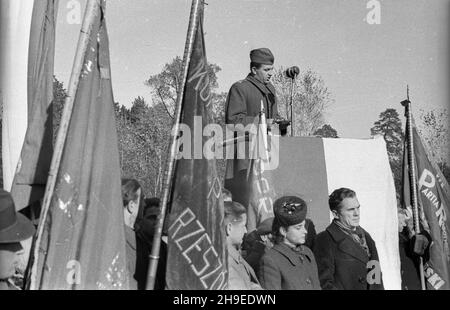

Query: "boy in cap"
<box><xmin>224</xmin><ymin>201</ymin><xmax>263</xmax><ymax>290</ymax></box>
<box><xmin>0</xmin><ymin>189</ymin><xmax>35</xmax><ymax>290</ymax></box>
<box><xmin>224</xmin><ymin>48</ymin><xmax>289</xmax><ymax>207</ymax></box>
<box><xmin>258</xmin><ymin>196</ymin><xmax>321</xmax><ymax>290</ymax></box>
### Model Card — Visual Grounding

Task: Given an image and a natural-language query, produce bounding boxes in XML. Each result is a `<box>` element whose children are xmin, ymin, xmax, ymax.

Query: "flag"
<box><xmin>227</xmin><ymin>136</ymin><xmax>401</xmax><ymax>289</ymax></box>
<box><xmin>402</xmin><ymin>124</ymin><xmax>450</xmax><ymax>290</ymax></box>
<box><xmin>246</xmin><ymin>103</ymin><xmax>278</xmax><ymax>233</ymax></box>
<box><xmin>0</xmin><ymin>0</ymin><xmax>36</xmax><ymax>192</ymax></box>
<box><xmin>166</xmin><ymin>7</ymin><xmax>227</xmax><ymax>290</ymax></box>
<box><xmin>10</xmin><ymin>0</ymin><xmax>57</xmax><ymax>212</ymax></box>
<box><xmin>32</xmin><ymin>1</ymin><xmax>129</xmax><ymax>289</ymax></box>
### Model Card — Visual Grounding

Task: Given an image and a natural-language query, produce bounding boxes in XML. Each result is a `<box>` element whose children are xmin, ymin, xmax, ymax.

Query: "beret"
<box><xmin>250</xmin><ymin>48</ymin><xmax>274</xmax><ymax>65</ymax></box>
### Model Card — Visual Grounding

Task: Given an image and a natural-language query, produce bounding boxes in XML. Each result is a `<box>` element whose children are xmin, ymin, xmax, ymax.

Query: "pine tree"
<box><xmin>370</xmin><ymin>108</ymin><xmax>404</xmax><ymax>193</ymax></box>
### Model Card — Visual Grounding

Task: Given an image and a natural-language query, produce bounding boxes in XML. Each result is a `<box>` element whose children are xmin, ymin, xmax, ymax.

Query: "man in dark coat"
<box><xmin>224</xmin><ymin>48</ymin><xmax>288</xmax><ymax>207</ymax></box>
<box><xmin>313</xmin><ymin>188</ymin><xmax>384</xmax><ymax>290</ymax></box>
<box><xmin>225</xmin><ymin>201</ymin><xmax>263</xmax><ymax>290</ymax></box>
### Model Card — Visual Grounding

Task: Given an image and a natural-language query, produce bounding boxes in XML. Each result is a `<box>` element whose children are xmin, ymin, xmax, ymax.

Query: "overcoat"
<box><xmin>225</xmin><ymin>74</ymin><xmax>279</xmax><ymax>179</ymax></box>
<box><xmin>313</xmin><ymin>221</ymin><xmax>384</xmax><ymax>290</ymax></box>
<box><xmin>228</xmin><ymin>244</ymin><xmax>263</xmax><ymax>290</ymax></box>
<box><xmin>258</xmin><ymin>243</ymin><xmax>321</xmax><ymax>290</ymax></box>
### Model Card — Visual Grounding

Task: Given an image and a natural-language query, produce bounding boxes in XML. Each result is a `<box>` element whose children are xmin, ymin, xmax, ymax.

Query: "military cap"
<box><xmin>250</xmin><ymin>48</ymin><xmax>274</xmax><ymax>65</ymax></box>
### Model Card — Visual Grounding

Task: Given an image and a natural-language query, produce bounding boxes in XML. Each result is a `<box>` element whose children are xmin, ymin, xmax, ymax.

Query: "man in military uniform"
<box><xmin>224</xmin><ymin>48</ymin><xmax>289</xmax><ymax>207</ymax></box>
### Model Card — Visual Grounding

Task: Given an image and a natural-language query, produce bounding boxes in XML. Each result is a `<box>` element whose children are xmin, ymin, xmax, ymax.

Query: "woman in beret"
<box><xmin>258</xmin><ymin>196</ymin><xmax>321</xmax><ymax>290</ymax></box>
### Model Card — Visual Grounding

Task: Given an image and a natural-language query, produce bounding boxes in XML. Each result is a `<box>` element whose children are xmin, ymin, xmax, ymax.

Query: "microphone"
<box><xmin>285</xmin><ymin>66</ymin><xmax>300</xmax><ymax>79</ymax></box>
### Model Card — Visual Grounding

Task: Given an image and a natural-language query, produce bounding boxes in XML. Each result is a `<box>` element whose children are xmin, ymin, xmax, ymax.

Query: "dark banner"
<box><xmin>33</xmin><ymin>1</ymin><xmax>129</xmax><ymax>289</ymax></box>
<box><xmin>166</xmin><ymin>8</ymin><xmax>228</xmax><ymax>290</ymax></box>
<box><xmin>402</xmin><ymin>125</ymin><xmax>450</xmax><ymax>290</ymax></box>
<box><xmin>11</xmin><ymin>0</ymin><xmax>57</xmax><ymax>211</ymax></box>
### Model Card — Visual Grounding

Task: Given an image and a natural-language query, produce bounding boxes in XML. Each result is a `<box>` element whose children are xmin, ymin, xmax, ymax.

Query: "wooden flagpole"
<box><xmin>401</xmin><ymin>86</ymin><xmax>426</xmax><ymax>290</ymax></box>
<box><xmin>145</xmin><ymin>0</ymin><xmax>203</xmax><ymax>290</ymax></box>
<box><xmin>29</xmin><ymin>0</ymin><xmax>101</xmax><ymax>290</ymax></box>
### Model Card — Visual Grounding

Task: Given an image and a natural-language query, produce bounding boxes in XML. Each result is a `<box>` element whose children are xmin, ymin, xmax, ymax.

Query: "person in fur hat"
<box><xmin>258</xmin><ymin>195</ymin><xmax>321</xmax><ymax>290</ymax></box>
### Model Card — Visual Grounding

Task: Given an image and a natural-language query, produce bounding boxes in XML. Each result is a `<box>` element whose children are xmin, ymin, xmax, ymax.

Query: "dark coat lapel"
<box><xmin>245</xmin><ymin>75</ymin><xmax>276</xmax><ymax>118</ymax></box>
<box><xmin>326</xmin><ymin>222</ymin><xmax>369</xmax><ymax>264</ymax></box>
<box><xmin>246</xmin><ymin>75</ymin><xmax>270</xmax><ymax>95</ymax></box>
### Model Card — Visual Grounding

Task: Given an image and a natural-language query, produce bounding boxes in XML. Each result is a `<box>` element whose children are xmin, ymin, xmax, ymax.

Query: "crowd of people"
<box><xmin>225</xmin><ymin>188</ymin><xmax>431</xmax><ymax>290</ymax></box>
<box><xmin>0</xmin><ymin>180</ymin><xmax>432</xmax><ymax>290</ymax></box>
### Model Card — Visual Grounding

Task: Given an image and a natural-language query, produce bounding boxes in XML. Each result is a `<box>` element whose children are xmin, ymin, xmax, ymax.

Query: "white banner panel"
<box><xmin>0</xmin><ymin>0</ymin><xmax>34</xmax><ymax>190</ymax></box>
<box><xmin>323</xmin><ymin>136</ymin><xmax>401</xmax><ymax>290</ymax></box>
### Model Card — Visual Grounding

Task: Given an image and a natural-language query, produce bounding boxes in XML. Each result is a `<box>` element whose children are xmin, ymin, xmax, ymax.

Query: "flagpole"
<box><xmin>29</xmin><ymin>0</ymin><xmax>101</xmax><ymax>290</ymax></box>
<box><xmin>146</xmin><ymin>0</ymin><xmax>203</xmax><ymax>290</ymax></box>
<box><xmin>401</xmin><ymin>86</ymin><xmax>426</xmax><ymax>290</ymax></box>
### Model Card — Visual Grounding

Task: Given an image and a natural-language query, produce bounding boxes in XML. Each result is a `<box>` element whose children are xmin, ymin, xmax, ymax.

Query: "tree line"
<box><xmin>2</xmin><ymin>56</ymin><xmax>446</xmax><ymax>197</ymax></box>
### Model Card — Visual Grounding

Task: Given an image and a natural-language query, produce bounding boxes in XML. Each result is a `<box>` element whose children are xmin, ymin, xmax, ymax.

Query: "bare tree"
<box><xmin>145</xmin><ymin>56</ymin><xmax>221</xmax><ymax>119</ymax></box>
<box><xmin>272</xmin><ymin>68</ymin><xmax>333</xmax><ymax>136</ymax></box>
<box><xmin>418</xmin><ymin>108</ymin><xmax>449</xmax><ymax>166</ymax></box>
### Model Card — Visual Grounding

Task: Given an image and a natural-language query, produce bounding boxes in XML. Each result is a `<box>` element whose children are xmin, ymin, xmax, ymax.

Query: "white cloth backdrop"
<box><xmin>0</xmin><ymin>0</ymin><xmax>34</xmax><ymax>191</ymax></box>
<box><xmin>323</xmin><ymin>136</ymin><xmax>401</xmax><ymax>290</ymax></box>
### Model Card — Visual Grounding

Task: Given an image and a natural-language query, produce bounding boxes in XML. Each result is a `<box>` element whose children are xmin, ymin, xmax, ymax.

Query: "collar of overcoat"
<box><xmin>245</xmin><ymin>74</ymin><xmax>276</xmax><ymax>97</ymax></box>
<box><xmin>228</xmin><ymin>244</ymin><xmax>259</xmax><ymax>282</ymax></box>
<box><xmin>326</xmin><ymin>221</ymin><xmax>370</xmax><ymax>264</ymax></box>
<box><xmin>272</xmin><ymin>243</ymin><xmax>313</xmax><ymax>267</ymax></box>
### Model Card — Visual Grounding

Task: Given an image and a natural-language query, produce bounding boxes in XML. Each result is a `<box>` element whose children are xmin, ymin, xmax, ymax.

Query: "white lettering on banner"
<box><xmin>253</xmin><ymin>173</ymin><xmax>274</xmax><ymax>214</ymax></box>
<box><xmin>208</xmin><ymin>177</ymin><xmax>222</xmax><ymax>200</ymax></box>
<box><xmin>257</xmin><ymin>196</ymin><xmax>273</xmax><ymax>214</ymax></box>
<box><xmin>435</xmin><ymin>203</ymin><xmax>447</xmax><ymax>228</ymax></box>
<box><xmin>187</xmin><ymin>59</ymin><xmax>212</xmax><ymax>103</ymax></box>
<box><xmin>424</xmin><ymin>264</ymin><xmax>445</xmax><ymax>290</ymax></box>
<box><xmin>437</xmin><ymin>173</ymin><xmax>446</xmax><ymax>190</ymax></box>
<box><xmin>256</xmin><ymin>175</ymin><xmax>269</xmax><ymax>193</ymax></box>
<box><xmin>169</xmin><ymin>208</ymin><xmax>226</xmax><ymax>289</ymax></box>
<box><xmin>419</xmin><ymin>169</ymin><xmax>447</xmax><ymax>231</ymax></box>
<box><xmin>419</xmin><ymin>169</ymin><xmax>436</xmax><ymax>190</ymax></box>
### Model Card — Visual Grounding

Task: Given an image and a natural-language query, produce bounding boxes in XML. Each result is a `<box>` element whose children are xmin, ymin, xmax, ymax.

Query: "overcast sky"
<box><xmin>55</xmin><ymin>0</ymin><xmax>450</xmax><ymax>138</ymax></box>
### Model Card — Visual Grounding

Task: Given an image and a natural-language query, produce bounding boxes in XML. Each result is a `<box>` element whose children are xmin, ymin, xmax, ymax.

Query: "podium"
<box><xmin>225</xmin><ymin>136</ymin><xmax>332</xmax><ymax>233</ymax></box>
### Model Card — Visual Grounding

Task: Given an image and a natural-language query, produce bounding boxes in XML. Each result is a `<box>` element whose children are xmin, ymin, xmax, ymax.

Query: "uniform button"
<box><xmin>306</xmin><ymin>278</ymin><xmax>311</xmax><ymax>284</ymax></box>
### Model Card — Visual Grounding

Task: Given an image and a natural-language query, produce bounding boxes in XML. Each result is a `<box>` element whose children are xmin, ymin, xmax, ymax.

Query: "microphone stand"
<box><xmin>289</xmin><ymin>74</ymin><xmax>297</xmax><ymax>137</ymax></box>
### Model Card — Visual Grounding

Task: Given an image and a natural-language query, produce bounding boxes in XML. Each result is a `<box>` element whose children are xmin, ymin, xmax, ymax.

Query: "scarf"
<box><xmin>334</xmin><ymin>219</ymin><xmax>371</xmax><ymax>257</ymax></box>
